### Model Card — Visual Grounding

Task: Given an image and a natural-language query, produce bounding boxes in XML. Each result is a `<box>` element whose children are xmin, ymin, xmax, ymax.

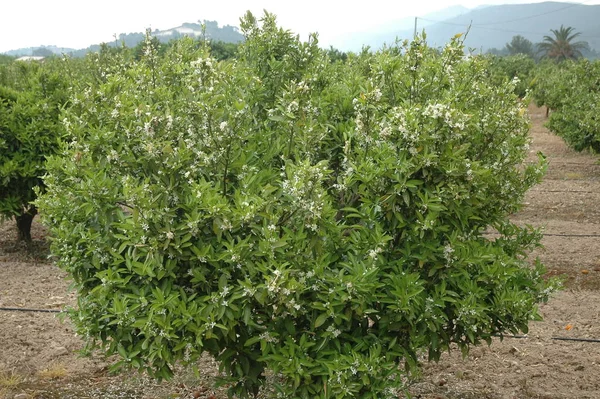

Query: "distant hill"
<box><xmin>365</xmin><ymin>2</ymin><xmax>600</xmax><ymax>53</ymax></box>
<box><xmin>331</xmin><ymin>5</ymin><xmax>470</xmax><ymax>50</ymax></box>
<box><xmin>3</xmin><ymin>19</ymin><xmax>244</xmax><ymax>58</ymax></box>
<box><xmin>4</xmin><ymin>45</ymin><xmax>76</xmax><ymax>57</ymax></box>
<box><xmin>6</xmin><ymin>3</ymin><xmax>600</xmax><ymax>57</ymax></box>
<box><xmin>155</xmin><ymin>21</ymin><xmax>243</xmax><ymax>43</ymax></box>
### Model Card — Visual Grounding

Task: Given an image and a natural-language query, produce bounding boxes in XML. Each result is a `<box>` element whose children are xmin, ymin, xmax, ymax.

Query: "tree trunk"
<box><xmin>15</xmin><ymin>207</ymin><xmax>37</xmax><ymax>243</ymax></box>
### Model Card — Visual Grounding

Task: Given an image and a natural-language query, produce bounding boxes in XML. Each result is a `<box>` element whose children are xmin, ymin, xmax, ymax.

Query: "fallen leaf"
<box><xmin>581</xmin><ymin>269</ymin><xmax>590</xmax><ymax>274</ymax></box>
<box><xmin>565</xmin><ymin>324</ymin><xmax>573</xmax><ymax>331</ymax></box>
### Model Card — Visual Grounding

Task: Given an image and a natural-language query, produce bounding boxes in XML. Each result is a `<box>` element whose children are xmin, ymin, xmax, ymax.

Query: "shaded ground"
<box><xmin>1</xmin><ymin>105</ymin><xmax>599</xmax><ymax>399</ymax></box>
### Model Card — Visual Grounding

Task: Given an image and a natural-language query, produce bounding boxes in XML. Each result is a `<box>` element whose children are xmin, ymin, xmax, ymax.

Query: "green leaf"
<box><xmin>314</xmin><ymin>313</ymin><xmax>328</xmax><ymax>328</ymax></box>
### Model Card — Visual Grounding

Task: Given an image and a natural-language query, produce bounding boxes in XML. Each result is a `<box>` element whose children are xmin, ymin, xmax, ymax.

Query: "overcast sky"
<box><xmin>1</xmin><ymin>0</ymin><xmax>596</xmax><ymax>52</ymax></box>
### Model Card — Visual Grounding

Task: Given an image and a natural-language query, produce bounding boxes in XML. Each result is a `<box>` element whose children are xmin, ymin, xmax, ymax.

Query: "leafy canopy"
<box><xmin>38</xmin><ymin>12</ymin><xmax>557</xmax><ymax>399</ymax></box>
<box><xmin>506</xmin><ymin>35</ymin><xmax>535</xmax><ymax>57</ymax></box>
<box><xmin>0</xmin><ymin>59</ymin><xmax>69</xmax><ymax>241</ymax></box>
<box><xmin>544</xmin><ymin>60</ymin><xmax>600</xmax><ymax>152</ymax></box>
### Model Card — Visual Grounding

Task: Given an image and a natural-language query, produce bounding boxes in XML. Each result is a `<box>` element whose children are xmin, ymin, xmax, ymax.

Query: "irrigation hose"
<box><xmin>0</xmin><ymin>306</ymin><xmax>62</xmax><ymax>313</ymax></box>
<box><xmin>551</xmin><ymin>336</ymin><xmax>600</xmax><ymax>343</ymax></box>
<box><xmin>497</xmin><ymin>334</ymin><xmax>600</xmax><ymax>343</ymax></box>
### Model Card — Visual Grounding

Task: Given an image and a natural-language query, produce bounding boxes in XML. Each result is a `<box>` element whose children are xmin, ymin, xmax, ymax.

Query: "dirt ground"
<box><xmin>1</xmin><ymin>105</ymin><xmax>600</xmax><ymax>399</ymax></box>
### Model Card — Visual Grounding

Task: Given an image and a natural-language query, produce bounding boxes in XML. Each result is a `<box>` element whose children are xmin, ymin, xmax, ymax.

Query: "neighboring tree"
<box><xmin>506</xmin><ymin>35</ymin><xmax>535</xmax><ymax>57</ymax></box>
<box><xmin>0</xmin><ymin>54</ymin><xmax>14</xmax><ymax>65</ymax></box>
<box><xmin>132</xmin><ymin>33</ymin><xmax>168</xmax><ymax>60</ymax></box>
<box><xmin>487</xmin><ymin>54</ymin><xmax>536</xmax><ymax>98</ymax></box>
<box><xmin>537</xmin><ymin>25</ymin><xmax>590</xmax><ymax>61</ymax></box>
<box><xmin>0</xmin><ymin>60</ymin><xmax>68</xmax><ymax>242</ymax></box>
<box><xmin>530</xmin><ymin>60</ymin><xmax>575</xmax><ymax>116</ymax></box>
<box><xmin>208</xmin><ymin>40</ymin><xmax>239</xmax><ymax>60</ymax></box>
<box><xmin>326</xmin><ymin>46</ymin><xmax>348</xmax><ymax>63</ymax></box>
<box><xmin>546</xmin><ymin>60</ymin><xmax>600</xmax><ymax>152</ymax></box>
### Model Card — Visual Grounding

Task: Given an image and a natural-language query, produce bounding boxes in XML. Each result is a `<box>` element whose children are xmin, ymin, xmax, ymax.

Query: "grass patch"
<box><xmin>0</xmin><ymin>369</ymin><xmax>24</xmax><ymax>387</ymax></box>
<box><xmin>0</xmin><ymin>371</ymin><xmax>25</xmax><ymax>392</ymax></box>
<box><xmin>563</xmin><ymin>172</ymin><xmax>583</xmax><ymax>180</ymax></box>
<box><xmin>38</xmin><ymin>363</ymin><xmax>68</xmax><ymax>380</ymax></box>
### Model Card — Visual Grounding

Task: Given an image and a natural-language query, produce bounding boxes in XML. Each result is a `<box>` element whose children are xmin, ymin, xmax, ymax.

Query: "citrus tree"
<box><xmin>487</xmin><ymin>54</ymin><xmax>536</xmax><ymax>98</ymax></box>
<box><xmin>530</xmin><ymin>60</ymin><xmax>576</xmax><ymax>117</ymax></box>
<box><xmin>0</xmin><ymin>59</ymin><xmax>69</xmax><ymax>242</ymax></box>
<box><xmin>37</xmin><ymin>14</ymin><xmax>557</xmax><ymax>399</ymax></box>
<box><xmin>545</xmin><ymin>60</ymin><xmax>600</xmax><ymax>152</ymax></box>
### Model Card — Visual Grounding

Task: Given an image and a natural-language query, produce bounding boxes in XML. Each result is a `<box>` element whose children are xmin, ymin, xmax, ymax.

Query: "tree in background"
<box><xmin>545</xmin><ymin>60</ymin><xmax>600</xmax><ymax>152</ymax></box>
<box><xmin>486</xmin><ymin>54</ymin><xmax>535</xmax><ymax>98</ymax></box>
<box><xmin>506</xmin><ymin>35</ymin><xmax>535</xmax><ymax>58</ymax></box>
<box><xmin>32</xmin><ymin>47</ymin><xmax>55</xmax><ymax>58</ymax></box>
<box><xmin>486</xmin><ymin>47</ymin><xmax>509</xmax><ymax>57</ymax></box>
<box><xmin>537</xmin><ymin>25</ymin><xmax>589</xmax><ymax>61</ymax></box>
<box><xmin>208</xmin><ymin>41</ymin><xmax>239</xmax><ymax>60</ymax></box>
<box><xmin>0</xmin><ymin>60</ymin><xmax>69</xmax><ymax>242</ymax></box>
<box><xmin>132</xmin><ymin>34</ymin><xmax>168</xmax><ymax>60</ymax></box>
<box><xmin>326</xmin><ymin>46</ymin><xmax>348</xmax><ymax>63</ymax></box>
<box><xmin>0</xmin><ymin>55</ymin><xmax>14</xmax><ymax>65</ymax></box>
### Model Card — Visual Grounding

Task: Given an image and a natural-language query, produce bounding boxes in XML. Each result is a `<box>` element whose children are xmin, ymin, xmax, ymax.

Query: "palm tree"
<box><xmin>537</xmin><ymin>25</ymin><xmax>589</xmax><ymax>61</ymax></box>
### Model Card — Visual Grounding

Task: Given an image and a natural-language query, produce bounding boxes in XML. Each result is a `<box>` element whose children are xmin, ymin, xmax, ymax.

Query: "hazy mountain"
<box><xmin>4</xmin><ymin>45</ymin><xmax>76</xmax><ymax>57</ymax></box>
<box><xmin>3</xmin><ymin>20</ymin><xmax>244</xmax><ymax>58</ymax></box>
<box><xmin>155</xmin><ymin>21</ymin><xmax>243</xmax><ymax>43</ymax></box>
<box><xmin>5</xmin><ymin>2</ymin><xmax>600</xmax><ymax>57</ymax></box>
<box><xmin>332</xmin><ymin>5</ymin><xmax>470</xmax><ymax>50</ymax></box>
<box><xmin>367</xmin><ymin>2</ymin><xmax>600</xmax><ymax>53</ymax></box>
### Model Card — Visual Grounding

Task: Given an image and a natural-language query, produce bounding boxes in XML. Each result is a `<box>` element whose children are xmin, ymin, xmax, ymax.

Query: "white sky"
<box><xmin>1</xmin><ymin>0</ymin><xmax>596</xmax><ymax>52</ymax></box>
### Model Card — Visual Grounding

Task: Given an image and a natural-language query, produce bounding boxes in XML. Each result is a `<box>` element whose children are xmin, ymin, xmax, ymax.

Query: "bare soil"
<box><xmin>1</xmin><ymin>105</ymin><xmax>600</xmax><ymax>399</ymax></box>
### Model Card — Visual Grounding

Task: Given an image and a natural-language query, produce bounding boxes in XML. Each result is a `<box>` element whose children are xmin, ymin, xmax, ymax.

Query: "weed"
<box><xmin>37</xmin><ymin>363</ymin><xmax>68</xmax><ymax>380</ymax></box>
<box><xmin>0</xmin><ymin>369</ymin><xmax>23</xmax><ymax>388</ymax></box>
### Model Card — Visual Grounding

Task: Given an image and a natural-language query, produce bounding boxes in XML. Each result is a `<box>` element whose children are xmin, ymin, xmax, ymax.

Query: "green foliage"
<box><xmin>0</xmin><ymin>54</ymin><xmax>14</xmax><ymax>65</ymax></box>
<box><xmin>506</xmin><ymin>35</ymin><xmax>535</xmax><ymax>58</ymax></box>
<box><xmin>209</xmin><ymin>41</ymin><xmax>239</xmax><ymax>61</ymax></box>
<box><xmin>32</xmin><ymin>47</ymin><xmax>55</xmax><ymax>58</ymax></box>
<box><xmin>326</xmin><ymin>46</ymin><xmax>348</xmax><ymax>63</ymax></box>
<box><xmin>544</xmin><ymin>60</ymin><xmax>600</xmax><ymax>152</ymax></box>
<box><xmin>132</xmin><ymin>33</ymin><xmax>169</xmax><ymax>60</ymax></box>
<box><xmin>37</xmin><ymin>13</ymin><xmax>557</xmax><ymax>399</ymax></box>
<box><xmin>532</xmin><ymin>57</ymin><xmax>600</xmax><ymax>153</ymax></box>
<box><xmin>530</xmin><ymin>60</ymin><xmax>576</xmax><ymax>111</ymax></box>
<box><xmin>486</xmin><ymin>54</ymin><xmax>536</xmax><ymax>98</ymax></box>
<box><xmin>0</xmin><ymin>59</ymin><xmax>69</xmax><ymax>240</ymax></box>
